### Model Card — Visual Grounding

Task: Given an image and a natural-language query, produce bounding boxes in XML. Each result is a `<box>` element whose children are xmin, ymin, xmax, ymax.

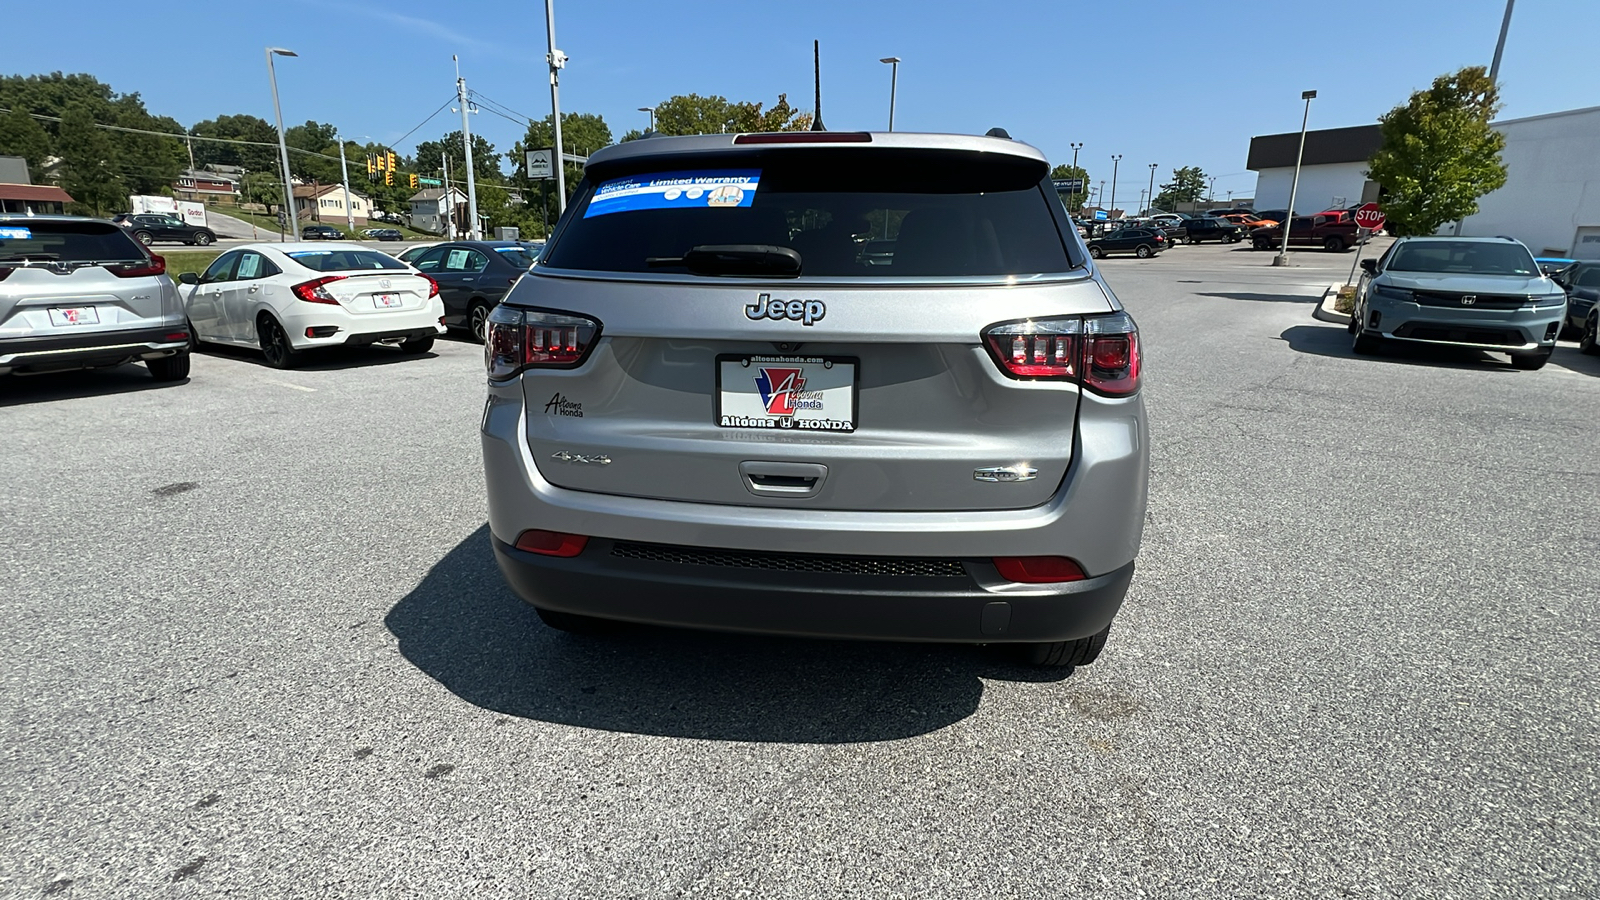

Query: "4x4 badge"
<box><xmin>745</xmin><ymin>293</ymin><xmax>826</xmax><ymax>326</ymax></box>
<box><xmin>551</xmin><ymin>451</ymin><xmax>612</xmax><ymax>465</ymax></box>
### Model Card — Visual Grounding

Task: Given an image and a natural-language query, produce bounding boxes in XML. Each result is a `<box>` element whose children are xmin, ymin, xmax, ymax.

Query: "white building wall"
<box><xmin>1452</xmin><ymin>106</ymin><xmax>1600</xmax><ymax>257</ymax></box>
<box><xmin>1251</xmin><ymin>161</ymin><xmax>1371</xmax><ymax>213</ymax></box>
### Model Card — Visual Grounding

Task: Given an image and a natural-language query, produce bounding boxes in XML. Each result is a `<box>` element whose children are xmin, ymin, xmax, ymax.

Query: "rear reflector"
<box><xmin>993</xmin><ymin>556</ymin><xmax>1087</xmax><ymax>583</ymax></box>
<box><xmin>733</xmin><ymin>132</ymin><xmax>872</xmax><ymax>144</ymax></box>
<box><xmin>514</xmin><ymin>529</ymin><xmax>589</xmax><ymax>558</ymax></box>
<box><xmin>164</xmin><ymin>331</ymin><xmax>189</xmax><ymax>342</ymax></box>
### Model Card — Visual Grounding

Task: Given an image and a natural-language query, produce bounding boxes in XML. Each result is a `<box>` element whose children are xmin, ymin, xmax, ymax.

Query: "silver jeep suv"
<box><xmin>1352</xmin><ymin>236</ymin><xmax>1567</xmax><ymax>369</ymax></box>
<box><xmin>0</xmin><ymin>216</ymin><xmax>191</xmax><ymax>379</ymax></box>
<box><xmin>480</xmin><ymin>131</ymin><xmax>1149</xmax><ymax>666</ymax></box>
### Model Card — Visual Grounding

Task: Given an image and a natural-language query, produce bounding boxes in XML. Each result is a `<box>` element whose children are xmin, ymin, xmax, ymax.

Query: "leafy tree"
<box><xmin>651</xmin><ymin>93</ymin><xmax>810</xmax><ymax>136</ymax></box>
<box><xmin>112</xmin><ymin>97</ymin><xmax>185</xmax><ymax>194</ymax></box>
<box><xmin>56</xmin><ymin>105</ymin><xmax>124</xmax><ymax>215</ymax></box>
<box><xmin>0</xmin><ymin>105</ymin><xmax>51</xmax><ymax>177</ymax></box>
<box><xmin>415</xmin><ymin>130</ymin><xmax>502</xmax><ymax>183</ymax></box>
<box><xmin>283</xmin><ymin>120</ymin><xmax>341</xmax><ymax>184</ymax></box>
<box><xmin>1367</xmin><ymin>66</ymin><xmax>1507</xmax><ymax>236</ymax></box>
<box><xmin>1151</xmin><ymin>166</ymin><xmax>1207</xmax><ymax>212</ymax></box>
<box><xmin>1049</xmin><ymin>163</ymin><xmax>1091</xmax><ymax>213</ymax></box>
<box><xmin>189</xmin><ymin>114</ymin><xmax>280</xmax><ymax>172</ymax></box>
<box><xmin>510</xmin><ymin>112</ymin><xmax>614</xmax><ymax>223</ymax></box>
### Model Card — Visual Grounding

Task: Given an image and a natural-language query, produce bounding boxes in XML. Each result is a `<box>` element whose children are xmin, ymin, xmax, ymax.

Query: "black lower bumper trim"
<box><xmin>492</xmin><ymin>536</ymin><xmax>1133</xmax><ymax>643</ymax></box>
<box><xmin>0</xmin><ymin>325</ymin><xmax>187</xmax><ymax>357</ymax></box>
<box><xmin>343</xmin><ymin>327</ymin><xmax>435</xmax><ymax>346</ymax></box>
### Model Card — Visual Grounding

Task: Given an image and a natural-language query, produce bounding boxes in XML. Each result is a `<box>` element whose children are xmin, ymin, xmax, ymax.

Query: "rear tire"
<box><xmin>468</xmin><ymin>301</ymin><xmax>492</xmax><ymax>343</ymax></box>
<box><xmin>1582</xmin><ymin>314</ymin><xmax>1600</xmax><ymax>355</ymax></box>
<box><xmin>399</xmin><ymin>335</ymin><xmax>434</xmax><ymax>354</ymax></box>
<box><xmin>147</xmin><ymin>352</ymin><xmax>190</xmax><ymax>382</ymax></box>
<box><xmin>194</xmin><ymin>232</ymin><xmax>213</xmax><ymax>246</ymax></box>
<box><xmin>1021</xmin><ymin>625</ymin><xmax>1111</xmax><ymax>668</ymax></box>
<box><xmin>1352</xmin><ymin>329</ymin><xmax>1384</xmax><ymax>355</ymax></box>
<box><xmin>258</xmin><ymin>315</ymin><xmax>301</xmax><ymax>369</ymax></box>
<box><xmin>1134</xmin><ymin>245</ymin><xmax>1152</xmax><ymax>259</ymax></box>
<box><xmin>133</xmin><ymin>231</ymin><xmax>153</xmax><ymax>246</ymax></box>
<box><xmin>535</xmin><ymin>607</ymin><xmax>616</xmax><ymax>634</ymax></box>
<box><xmin>1088</xmin><ymin>245</ymin><xmax>1104</xmax><ymax>259</ymax></box>
<box><xmin>1323</xmin><ymin>236</ymin><xmax>1345</xmax><ymax>252</ymax></box>
<box><xmin>1510</xmin><ymin>350</ymin><xmax>1552</xmax><ymax>370</ymax></box>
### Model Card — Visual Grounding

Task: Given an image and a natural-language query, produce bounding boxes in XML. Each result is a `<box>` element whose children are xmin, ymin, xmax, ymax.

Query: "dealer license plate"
<box><xmin>372</xmin><ymin>293</ymin><xmax>402</xmax><ymax>308</ymax></box>
<box><xmin>716</xmin><ymin>355</ymin><xmax>857</xmax><ymax>433</ymax></box>
<box><xmin>49</xmin><ymin>306</ymin><xmax>100</xmax><ymax>326</ymax></box>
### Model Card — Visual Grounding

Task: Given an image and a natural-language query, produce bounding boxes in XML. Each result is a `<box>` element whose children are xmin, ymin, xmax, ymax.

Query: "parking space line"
<box><xmin>261</xmin><ymin>379</ymin><xmax>317</xmax><ymax>393</ymax></box>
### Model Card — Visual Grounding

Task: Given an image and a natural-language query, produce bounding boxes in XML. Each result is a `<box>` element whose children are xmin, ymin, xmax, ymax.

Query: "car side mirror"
<box><xmin>1360</xmin><ymin>259</ymin><xmax>1377</xmax><ymax>276</ymax></box>
<box><xmin>178</xmin><ymin>272</ymin><xmax>200</xmax><ymax>285</ymax></box>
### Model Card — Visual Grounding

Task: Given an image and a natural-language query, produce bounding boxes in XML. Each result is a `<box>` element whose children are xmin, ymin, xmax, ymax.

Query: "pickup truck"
<box><xmin>1250</xmin><ymin>212</ymin><xmax>1361</xmax><ymax>251</ymax></box>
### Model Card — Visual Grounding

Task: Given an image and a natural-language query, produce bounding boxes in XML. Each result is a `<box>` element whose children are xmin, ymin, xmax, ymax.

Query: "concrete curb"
<box><xmin>1312</xmin><ymin>284</ymin><xmax>1352</xmax><ymax>326</ymax></box>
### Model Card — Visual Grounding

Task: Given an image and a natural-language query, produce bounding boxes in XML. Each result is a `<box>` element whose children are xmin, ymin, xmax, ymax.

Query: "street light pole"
<box><xmin>879</xmin><ymin>57</ymin><xmax>900</xmax><ymax>131</ymax></box>
<box><xmin>1070</xmin><ymin>141</ymin><xmax>1083</xmax><ymax>212</ymax></box>
<box><xmin>336</xmin><ymin>132</ymin><xmax>355</xmax><ymax>233</ymax></box>
<box><xmin>1274</xmin><ymin>90</ymin><xmax>1317</xmax><ymax>267</ymax></box>
<box><xmin>265</xmin><ymin>47</ymin><xmax>299</xmax><ymax>241</ymax></box>
<box><xmin>638</xmin><ymin>106</ymin><xmax>654</xmax><ymax>132</ymax></box>
<box><xmin>1108</xmin><ymin>155</ymin><xmax>1122</xmax><ymax>219</ymax></box>
<box><xmin>545</xmin><ymin>0</ymin><xmax>568</xmax><ymax>214</ymax></box>
<box><xmin>1147</xmin><ymin>163</ymin><xmax>1158</xmax><ymax>214</ymax></box>
<box><xmin>1490</xmin><ymin>0</ymin><xmax>1516</xmax><ymax>82</ymax></box>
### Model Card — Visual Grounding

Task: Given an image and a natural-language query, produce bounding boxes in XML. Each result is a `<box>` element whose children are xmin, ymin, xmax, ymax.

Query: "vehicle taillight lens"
<box><xmin>993</xmin><ymin>556</ymin><xmax>1087</xmax><ymax>583</ymax></box>
<box><xmin>421</xmin><ymin>275</ymin><xmax>439</xmax><ymax>298</ymax></box>
<box><xmin>0</xmin><ymin>267</ymin><xmax>12</xmax><ymax>282</ymax></box>
<box><xmin>109</xmin><ymin>254</ymin><xmax>165</xmax><ymax>278</ymax></box>
<box><xmin>980</xmin><ymin>311</ymin><xmax>1140</xmax><ymax>395</ymax></box>
<box><xmin>485</xmin><ymin>306</ymin><xmax>601</xmax><ymax>380</ymax></box>
<box><xmin>291</xmin><ymin>275</ymin><xmax>347</xmax><ymax>304</ymax></box>
<box><xmin>514</xmin><ymin>529</ymin><xmax>589</xmax><ymax>557</ymax></box>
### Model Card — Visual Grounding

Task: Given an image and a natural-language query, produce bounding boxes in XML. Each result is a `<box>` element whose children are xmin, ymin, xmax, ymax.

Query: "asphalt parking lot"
<box><xmin>3</xmin><ymin>241</ymin><xmax>1597</xmax><ymax>898</ymax></box>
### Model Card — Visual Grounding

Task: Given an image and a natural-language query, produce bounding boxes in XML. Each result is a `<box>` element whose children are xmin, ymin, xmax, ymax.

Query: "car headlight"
<box><xmin>1371</xmin><ymin>284</ymin><xmax>1413</xmax><ymax>302</ymax></box>
<box><xmin>1529</xmin><ymin>293</ymin><xmax>1567</xmax><ymax>309</ymax></box>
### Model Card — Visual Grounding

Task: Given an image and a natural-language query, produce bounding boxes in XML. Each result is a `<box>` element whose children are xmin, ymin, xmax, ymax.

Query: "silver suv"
<box><xmin>0</xmin><ymin>216</ymin><xmax>190</xmax><ymax>379</ymax></box>
<box><xmin>1353</xmin><ymin>236</ymin><xmax>1567</xmax><ymax>369</ymax></box>
<box><xmin>480</xmin><ymin>131</ymin><xmax>1149</xmax><ymax>666</ymax></box>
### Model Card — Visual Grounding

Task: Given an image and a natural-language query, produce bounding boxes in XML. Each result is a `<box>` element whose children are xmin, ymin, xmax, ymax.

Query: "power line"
<box><xmin>468</xmin><ymin>89</ymin><xmax>538</xmax><ymax>125</ymax></box>
<box><xmin>387</xmin><ymin>96</ymin><xmax>458</xmax><ymax>150</ymax></box>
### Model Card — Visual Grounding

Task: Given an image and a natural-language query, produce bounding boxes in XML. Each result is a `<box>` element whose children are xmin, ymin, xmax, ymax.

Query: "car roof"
<box><xmin>1395</xmin><ymin>236</ymin><xmax>1526</xmax><ymax>245</ymax></box>
<box><xmin>586</xmin><ymin>131</ymin><xmax>1048</xmax><ymax>168</ymax></box>
<box><xmin>230</xmin><ymin>241</ymin><xmax>373</xmax><ymax>253</ymax></box>
<box><xmin>0</xmin><ymin>213</ymin><xmax>117</xmax><ymax>225</ymax></box>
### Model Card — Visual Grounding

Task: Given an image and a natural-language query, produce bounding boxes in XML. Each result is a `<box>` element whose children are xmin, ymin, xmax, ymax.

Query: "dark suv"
<box><xmin>112</xmin><ymin>213</ymin><xmax>217</xmax><ymax>247</ymax></box>
<box><xmin>1183</xmin><ymin>217</ymin><xmax>1242</xmax><ymax>244</ymax></box>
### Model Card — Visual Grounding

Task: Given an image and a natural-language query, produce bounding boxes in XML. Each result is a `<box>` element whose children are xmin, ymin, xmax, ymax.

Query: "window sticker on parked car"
<box><xmin>585</xmin><ymin>170</ymin><xmax>761</xmax><ymax>218</ymax></box>
<box><xmin>447</xmin><ymin>249</ymin><xmax>470</xmax><ymax>269</ymax></box>
<box><xmin>237</xmin><ymin>255</ymin><xmax>261</xmax><ymax>278</ymax></box>
<box><xmin>0</xmin><ymin>227</ymin><xmax>32</xmax><ymax>240</ymax></box>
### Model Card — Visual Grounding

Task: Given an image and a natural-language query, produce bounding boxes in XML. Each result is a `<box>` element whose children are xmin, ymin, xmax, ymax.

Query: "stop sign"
<box><xmin>1354</xmin><ymin>202</ymin><xmax>1386</xmax><ymax>230</ymax></box>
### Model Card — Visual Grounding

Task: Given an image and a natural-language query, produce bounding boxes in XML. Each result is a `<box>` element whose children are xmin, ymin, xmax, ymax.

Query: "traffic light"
<box><xmin>366</xmin><ymin>156</ymin><xmax>375</xmax><ymax>179</ymax></box>
<box><xmin>385</xmin><ymin>169</ymin><xmax>393</xmax><ymax>186</ymax></box>
<box><xmin>386</xmin><ymin>151</ymin><xmax>397</xmax><ymax>173</ymax></box>
<box><xmin>408</xmin><ymin>173</ymin><xmax>418</xmax><ymax>189</ymax></box>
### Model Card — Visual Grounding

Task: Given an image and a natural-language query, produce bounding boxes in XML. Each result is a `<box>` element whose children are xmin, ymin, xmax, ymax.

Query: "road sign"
<box><xmin>418</xmin><ymin>176</ymin><xmax>442</xmax><ymax>187</ymax></box>
<box><xmin>1354</xmin><ymin>202</ymin><xmax>1386</xmax><ymax>231</ymax></box>
<box><xmin>525</xmin><ymin>148</ymin><xmax>555</xmax><ymax>181</ymax></box>
<box><xmin>1053</xmin><ymin>178</ymin><xmax>1085</xmax><ymax>193</ymax></box>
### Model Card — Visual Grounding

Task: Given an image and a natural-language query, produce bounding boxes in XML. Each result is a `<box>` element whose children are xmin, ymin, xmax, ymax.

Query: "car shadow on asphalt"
<box><xmin>1279</xmin><ymin>323</ymin><xmax>1527</xmax><ymax>371</ymax></box>
<box><xmin>0</xmin><ymin>364</ymin><xmax>186</xmax><ymax>407</ymax></box>
<box><xmin>384</xmin><ymin>525</ymin><xmax>1073</xmax><ymax>743</ymax></box>
<box><xmin>1194</xmin><ymin>291</ymin><xmax>1319</xmax><ymax>304</ymax></box>
<box><xmin>195</xmin><ymin>342</ymin><xmax>435</xmax><ymax>371</ymax></box>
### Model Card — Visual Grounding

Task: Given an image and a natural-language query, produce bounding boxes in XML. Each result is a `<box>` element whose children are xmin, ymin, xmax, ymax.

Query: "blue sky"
<box><xmin>7</xmin><ymin>0</ymin><xmax>1595</xmax><ymax>202</ymax></box>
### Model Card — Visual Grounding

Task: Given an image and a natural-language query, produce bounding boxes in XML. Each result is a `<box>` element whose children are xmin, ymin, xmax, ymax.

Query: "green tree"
<box><xmin>509</xmin><ymin>112</ymin><xmax>614</xmax><ymax>224</ymax></box>
<box><xmin>415</xmin><ymin>130</ymin><xmax>502</xmax><ymax>183</ymax></box>
<box><xmin>283</xmin><ymin>120</ymin><xmax>341</xmax><ymax>184</ymax></box>
<box><xmin>1049</xmin><ymin>163</ymin><xmax>1091</xmax><ymax>213</ymax></box>
<box><xmin>1151</xmin><ymin>166</ymin><xmax>1207</xmax><ymax>212</ymax></box>
<box><xmin>0</xmin><ymin>105</ymin><xmax>51</xmax><ymax>177</ymax></box>
<box><xmin>651</xmin><ymin>92</ymin><xmax>810</xmax><ymax>136</ymax></box>
<box><xmin>189</xmin><ymin>114</ymin><xmax>280</xmax><ymax>172</ymax></box>
<box><xmin>56</xmin><ymin>105</ymin><xmax>124</xmax><ymax>215</ymax></box>
<box><xmin>1367</xmin><ymin>66</ymin><xmax>1507</xmax><ymax>236</ymax></box>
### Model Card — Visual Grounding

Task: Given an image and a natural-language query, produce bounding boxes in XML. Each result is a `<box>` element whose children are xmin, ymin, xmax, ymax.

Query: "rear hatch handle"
<box><xmin>739</xmin><ymin>461</ymin><xmax>827</xmax><ymax>498</ymax></box>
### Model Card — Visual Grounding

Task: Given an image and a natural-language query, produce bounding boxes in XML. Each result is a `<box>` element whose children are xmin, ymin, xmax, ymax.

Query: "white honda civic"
<box><xmin>177</xmin><ymin>242</ymin><xmax>446</xmax><ymax>368</ymax></box>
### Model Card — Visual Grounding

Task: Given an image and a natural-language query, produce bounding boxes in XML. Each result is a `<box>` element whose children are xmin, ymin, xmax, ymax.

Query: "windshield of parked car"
<box><xmin>1388</xmin><ymin>241</ymin><xmax>1538</xmax><ymax>276</ymax></box>
<box><xmin>286</xmin><ymin>249</ymin><xmax>407</xmax><ymax>271</ymax></box>
<box><xmin>545</xmin><ymin>148</ymin><xmax>1072</xmax><ymax>278</ymax></box>
<box><xmin>0</xmin><ymin>220</ymin><xmax>147</xmax><ymax>263</ymax></box>
<box><xmin>492</xmin><ymin>246</ymin><xmax>535</xmax><ymax>267</ymax></box>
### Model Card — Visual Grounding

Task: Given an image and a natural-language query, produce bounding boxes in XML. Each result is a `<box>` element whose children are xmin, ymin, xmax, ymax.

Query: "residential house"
<box><xmin>408</xmin><ymin>186</ymin><xmax>469</xmax><ymax>236</ymax></box>
<box><xmin>293</xmin><ymin>183</ymin><xmax>371</xmax><ymax>225</ymax></box>
<box><xmin>173</xmin><ymin>167</ymin><xmax>240</xmax><ymax>203</ymax></box>
<box><xmin>0</xmin><ymin>154</ymin><xmax>74</xmax><ymax>214</ymax></box>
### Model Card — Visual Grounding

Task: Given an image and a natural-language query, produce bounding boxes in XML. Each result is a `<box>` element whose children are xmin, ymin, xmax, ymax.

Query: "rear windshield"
<box><xmin>1388</xmin><ymin>241</ymin><xmax>1537</xmax><ymax>276</ymax></box>
<box><xmin>492</xmin><ymin>246</ymin><xmax>535</xmax><ymax>267</ymax></box>
<box><xmin>0</xmin><ymin>220</ymin><xmax>146</xmax><ymax>263</ymax></box>
<box><xmin>544</xmin><ymin>149</ymin><xmax>1072</xmax><ymax>278</ymax></box>
<box><xmin>285</xmin><ymin>249</ymin><xmax>407</xmax><ymax>272</ymax></box>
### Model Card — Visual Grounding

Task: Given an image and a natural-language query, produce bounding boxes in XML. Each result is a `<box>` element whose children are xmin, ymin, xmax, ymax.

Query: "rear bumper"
<box><xmin>0</xmin><ymin>325</ymin><xmax>188</xmax><ymax>374</ymax></box>
<box><xmin>493</xmin><ymin>535</ymin><xmax>1133</xmax><ymax>643</ymax></box>
<box><xmin>281</xmin><ymin>300</ymin><xmax>447</xmax><ymax>350</ymax></box>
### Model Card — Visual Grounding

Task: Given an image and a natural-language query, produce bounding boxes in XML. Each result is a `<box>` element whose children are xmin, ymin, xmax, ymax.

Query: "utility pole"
<box><xmin>545</xmin><ymin>0</ymin><xmax>569</xmax><ymax>214</ymax></box>
<box><xmin>1108</xmin><ymin>155</ymin><xmax>1122</xmax><ymax>219</ymax></box>
<box><xmin>1275</xmin><ymin>90</ymin><xmax>1317</xmax><ymax>267</ymax></box>
<box><xmin>186</xmin><ymin>135</ymin><xmax>196</xmax><ymax>173</ymax></box>
<box><xmin>1070</xmin><ymin>142</ymin><xmax>1083</xmax><ymax>212</ymax></box>
<box><xmin>336</xmin><ymin>134</ymin><xmax>355</xmax><ymax>233</ymax></box>
<box><xmin>442</xmin><ymin>153</ymin><xmax>453</xmax><ymax>239</ymax></box>
<box><xmin>879</xmin><ymin>57</ymin><xmax>900</xmax><ymax>131</ymax></box>
<box><xmin>1147</xmin><ymin>163</ymin><xmax>1158</xmax><ymax>213</ymax></box>
<box><xmin>454</xmin><ymin>55</ymin><xmax>481</xmax><ymax>240</ymax></box>
<box><xmin>1490</xmin><ymin>0</ymin><xmax>1515</xmax><ymax>82</ymax></box>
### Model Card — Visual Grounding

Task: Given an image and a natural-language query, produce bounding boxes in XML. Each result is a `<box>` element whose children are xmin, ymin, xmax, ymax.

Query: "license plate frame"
<box><xmin>48</xmin><ymin>306</ymin><xmax>100</xmax><ymax>327</ymax></box>
<box><xmin>715</xmin><ymin>354</ymin><xmax>858</xmax><ymax>433</ymax></box>
<box><xmin>372</xmin><ymin>292</ymin><xmax>402</xmax><ymax>309</ymax></box>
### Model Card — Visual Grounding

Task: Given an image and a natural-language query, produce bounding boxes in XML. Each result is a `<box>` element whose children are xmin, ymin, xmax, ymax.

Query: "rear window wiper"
<box><xmin>646</xmin><ymin>244</ymin><xmax>802</xmax><ymax>277</ymax></box>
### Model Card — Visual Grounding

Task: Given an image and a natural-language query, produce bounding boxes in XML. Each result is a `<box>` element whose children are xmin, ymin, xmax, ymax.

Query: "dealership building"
<box><xmin>1246</xmin><ymin>104</ymin><xmax>1600</xmax><ymax>258</ymax></box>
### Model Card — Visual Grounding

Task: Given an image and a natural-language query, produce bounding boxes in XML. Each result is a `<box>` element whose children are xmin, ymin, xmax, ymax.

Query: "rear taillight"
<box><xmin>981</xmin><ymin>312</ymin><xmax>1140</xmax><ymax>395</ymax></box>
<box><xmin>514</xmin><ymin>529</ymin><xmax>589</xmax><ymax>557</ymax></box>
<box><xmin>0</xmin><ymin>267</ymin><xmax>12</xmax><ymax>282</ymax></box>
<box><xmin>486</xmin><ymin>306</ymin><xmax>602</xmax><ymax>380</ymax></box>
<box><xmin>109</xmin><ymin>254</ymin><xmax>165</xmax><ymax>278</ymax></box>
<box><xmin>421</xmin><ymin>275</ymin><xmax>440</xmax><ymax>298</ymax></box>
<box><xmin>291</xmin><ymin>275</ymin><xmax>347</xmax><ymax>304</ymax></box>
<box><xmin>993</xmin><ymin>556</ymin><xmax>1087</xmax><ymax>583</ymax></box>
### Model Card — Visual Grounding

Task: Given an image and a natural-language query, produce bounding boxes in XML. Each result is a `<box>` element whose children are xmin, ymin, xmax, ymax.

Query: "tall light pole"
<box><xmin>545</xmin><ymin>0</ymin><xmax>569</xmax><ymax>214</ymax></box>
<box><xmin>1489</xmin><ymin>0</ymin><xmax>1516</xmax><ymax>82</ymax></box>
<box><xmin>1274</xmin><ymin>90</ymin><xmax>1317</xmax><ymax>267</ymax></box>
<box><xmin>638</xmin><ymin>106</ymin><xmax>654</xmax><ymax>132</ymax></box>
<box><xmin>879</xmin><ymin>57</ymin><xmax>900</xmax><ymax>131</ymax></box>
<box><xmin>1070</xmin><ymin>141</ymin><xmax>1084</xmax><ymax>211</ymax></box>
<box><xmin>335</xmin><ymin>132</ymin><xmax>355</xmax><ymax>233</ymax></box>
<box><xmin>1147</xmin><ymin>163</ymin><xmax>1158</xmax><ymax>214</ymax></box>
<box><xmin>454</xmin><ymin>55</ymin><xmax>481</xmax><ymax>240</ymax></box>
<box><xmin>265</xmin><ymin>47</ymin><xmax>299</xmax><ymax>241</ymax></box>
<box><xmin>1108</xmin><ymin>155</ymin><xmax>1122</xmax><ymax>219</ymax></box>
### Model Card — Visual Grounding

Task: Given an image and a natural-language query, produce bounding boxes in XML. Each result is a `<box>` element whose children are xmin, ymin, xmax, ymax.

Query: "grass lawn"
<box><xmin>218</xmin><ymin>207</ymin><xmax>434</xmax><ymax>240</ymax></box>
<box><xmin>162</xmin><ymin>250</ymin><xmax>223</xmax><ymax>278</ymax></box>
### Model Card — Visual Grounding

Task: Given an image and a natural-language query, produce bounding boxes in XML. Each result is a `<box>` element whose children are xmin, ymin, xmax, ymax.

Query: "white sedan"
<box><xmin>178</xmin><ymin>243</ymin><xmax>446</xmax><ymax>368</ymax></box>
